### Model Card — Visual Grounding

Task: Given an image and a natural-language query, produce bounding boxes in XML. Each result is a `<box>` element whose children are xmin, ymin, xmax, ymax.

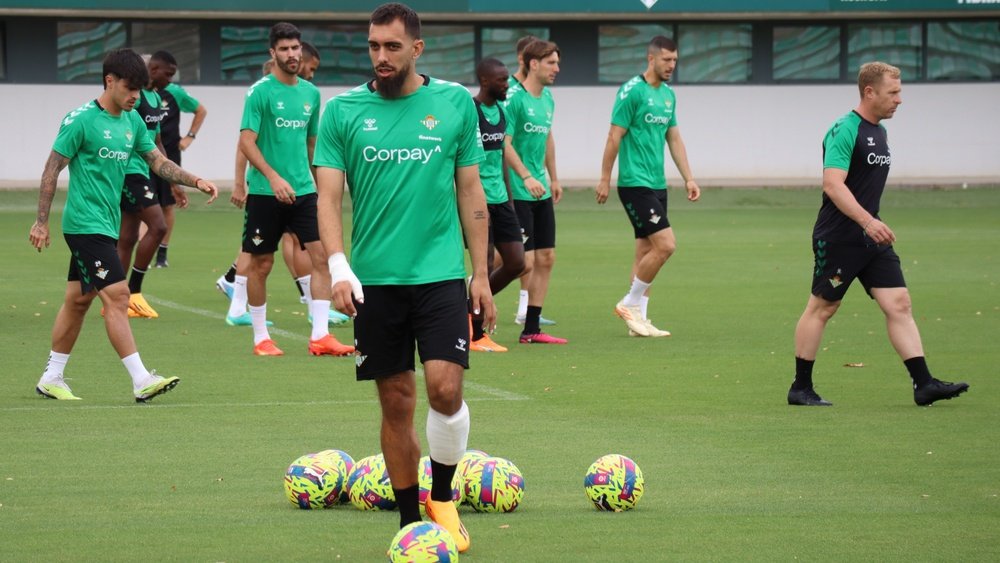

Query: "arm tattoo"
<box><xmin>143</xmin><ymin>150</ymin><xmax>199</xmax><ymax>187</ymax></box>
<box><xmin>473</xmin><ymin>210</ymin><xmax>487</xmax><ymax>220</ymax></box>
<box><xmin>37</xmin><ymin>151</ymin><xmax>70</xmax><ymax>223</ymax></box>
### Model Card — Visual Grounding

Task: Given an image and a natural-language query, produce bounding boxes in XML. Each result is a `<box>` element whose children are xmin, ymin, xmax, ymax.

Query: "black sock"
<box><xmin>157</xmin><ymin>244</ymin><xmax>168</xmax><ymax>260</ymax></box>
<box><xmin>904</xmin><ymin>356</ymin><xmax>933</xmax><ymax>387</ymax></box>
<box><xmin>128</xmin><ymin>267</ymin><xmax>146</xmax><ymax>294</ymax></box>
<box><xmin>469</xmin><ymin>300</ymin><xmax>485</xmax><ymax>340</ymax></box>
<box><xmin>430</xmin><ymin>459</ymin><xmax>458</xmax><ymax>502</ymax></box>
<box><xmin>792</xmin><ymin>357</ymin><xmax>814</xmax><ymax>389</ymax></box>
<box><xmin>393</xmin><ymin>485</ymin><xmax>421</xmax><ymax>528</ymax></box>
<box><xmin>224</xmin><ymin>263</ymin><xmax>237</xmax><ymax>283</ymax></box>
<box><xmin>294</xmin><ymin>278</ymin><xmax>305</xmax><ymax>298</ymax></box>
<box><xmin>523</xmin><ymin>305</ymin><xmax>542</xmax><ymax>335</ymax></box>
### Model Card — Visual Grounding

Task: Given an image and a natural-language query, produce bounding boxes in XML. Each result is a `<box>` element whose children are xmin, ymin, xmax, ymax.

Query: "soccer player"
<box><xmin>595</xmin><ymin>36</ymin><xmax>701</xmax><ymax>338</ymax></box>
<box><xmin>116</xmin><ymin>70</ymin><xmax>169</xmax><ymax>319</ymax></box>
<box><xmin>147</xmin><ymin>50</ymin><xmax>208</xmax><ymax>267</ymax></box>
<box><xmin>503</xmin><ymin>39</ymin><xmax>567</xmax><ymax>344</ymax></box>
<box><xmin>314</xmin><ymin>2</ymin><xmax>494</xmax><ymax>552</ymax></box>
<box><xmin>238</xmin><ymin>22</ymin><xmax>353</xmax><ymax>358</ymax></box>
<box><xmin>29</xmin><ymin>48</ymin><xmax>218</xmax><ymax>402</ymax></box>
<box><xmin>469</xmin><ymin>57</ymin><xmax>524</xmax><ymax>353</ymax></box>
<box><xmin>509</xmin><ymin>35</ymin><xmax>537</xmax><ymax>87</ymax></box>
<box><xmin>788</xmin><ymin>61</ymin><xmax>970</xmax><ymax>407</ymax></box>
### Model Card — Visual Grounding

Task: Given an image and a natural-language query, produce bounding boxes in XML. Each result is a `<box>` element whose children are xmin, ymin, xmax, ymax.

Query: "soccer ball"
<box><xmin>417</xmin><ymin>455</ymin><xmax>462</xmax><ymax>514</ymax></box>
<box><xmin>388</xmin><ymin>521</ymin><xmax>458</xmax><ymax>562</ymax></box>
<box><xmin>345</xmin><ymin>454</ymin><xmax>377</xmax><ymax>501</ymax></box>
<box><xmin>348</xmin><ymin>453</ymin><xmax>397</xmax><ymax>511</ymax></box>
<box><xmin>283</xmin><ymin>454</ymin><xmax>340</xmax><ymax>509</ymax></box>
<box><xmin>463</xmin><ymin>456</ymin><xmax>525</xmax><ymax>513</ymax></box>
<box><xmin>456</xmin><ymin>449</ymin><xmax>490</xmax><ymax>504</ymax></box>
<box><xmin>583</xmin><ymin>454</ymin><xmax>644</xmax><ymax>511</ymax></box>
<box><xmin>314</xmin><ymin>449</ymin><xmax>355</xmax><ymax>504</ymax></box>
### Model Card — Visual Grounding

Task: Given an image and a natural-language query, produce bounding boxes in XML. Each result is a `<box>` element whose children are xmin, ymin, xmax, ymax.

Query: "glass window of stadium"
<box><xmin>927</xmin><ymin>20</ymin><xmax>1000</xmax><ymax>81</ymax></box>
<box><xmin>131</xmin><ymin>22</ymin><xmax>201</xmax><ymax>83</ymax></box>
<box><xmin>773</xmin><ymin>25</ymin><xmax>841</xmax><ymax>81</ymax></box>
<box><xmin>677</xmin><ymin>23</ymin><xmax>752</xmax><ymax>83</ymax></box>
<box><xmin>598</xmin><ymin>24</ymin><xmax>674</xmax><ymax>84</ymax></box>
<box><xmin>57</xmin><ymin>21</ymin><xmax>126</xmax><ymax>83</ymax></box>
<box><xmin>481</xmin><ymin>27</ymin><xmax>551</xmax><ymax>77</ymax></box>
<box><xmin>848</xmin><ymin>22</ymin><xmax>922</xmax><ymax>79</ymax></box>
<box><xmin>0</xmin><ymin>25</ymin><xmax>5</xmax><ymax>80</ymax></box>
<box><xmin>420</xmin><ymin>25</ymin><xmax>475</xmax><ymax>84</ymax></box>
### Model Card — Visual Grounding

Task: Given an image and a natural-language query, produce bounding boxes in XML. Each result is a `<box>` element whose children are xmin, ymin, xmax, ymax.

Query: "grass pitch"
<box><xmin>1</xmin><ymin>187</ymin><xmax>998</xmax><ymax>561</ymax></box>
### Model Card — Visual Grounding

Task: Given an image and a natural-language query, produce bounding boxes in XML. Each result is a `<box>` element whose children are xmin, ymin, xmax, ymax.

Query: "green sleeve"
<box><xmin>456</xmin><ymin>90</ymin><xmax>485</xmax><ymax>168</ymax></box>
<box><xmin>167</xmin><ymin>83</ymin><xmax>200</xmax><ymax>113</ymax></box>
<box><xmin>307</xmin><ymin>88</ymin><xmax>320</xmax><ymax>139</ymax></box>
<box><xmin>610</xmin><ymin>85</ymin><xmax>636</xmax><ymax>130</ymax></box>
<box><xmin>503</xmin><ymin>95</ymin><xmax>519</xmax><ymax>136</ymax></box>
<box><xmin>313</xmin><ymin>99</ymin><xmax>345</xmax><ymax>170</ymax></box>
<box><xmin>52</xmin><ymin>113</ymin><xmax>84</xmax><ymax>160</ymax></box>
<box><xmin>240</xmin><ymin>86</ymin><xmax>264</xmax><ymax>134</ymax></box>
<box><xmin>823</xmin><ymin>118</ymin><xmax>857</xmax><ymax>171</ymax></box>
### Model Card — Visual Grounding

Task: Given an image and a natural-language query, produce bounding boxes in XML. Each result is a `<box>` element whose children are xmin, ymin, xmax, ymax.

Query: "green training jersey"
<box><xmin>160</xmin><ymin>82</ymin><xmax>200</xmax><ymax>152</ymax></box>
<box><xmin>314</xmin><ymin>76</ymin><xmax>485</xmax><ymax>285</ymax></box>
<box><xmin>52</xmin><ymin>99</ymin><xmax>157</xmax><ymax>238</ymax></box>
<box><xmin>503</xmin><ymin>85</ymin><xmax>554</xmax><ymax>201</ymax></box>
<box><xmin>610</xmin><ymin>74</ymin><xmax>678</xmax><ymax>190</ymax></box>
<box><xmin>240</xmin><ymin>75</ymin><xmax>321</xmax><ymax>197</ymax></box>
<box><xmin>125</xmin><ymin>88</ymin><xmax>164</xmax><ymax>177</ymax></box>
<box><xmin>476</xmin><ymin>101</ymin><xmax>508</xmax><ymax>204</ymax></box>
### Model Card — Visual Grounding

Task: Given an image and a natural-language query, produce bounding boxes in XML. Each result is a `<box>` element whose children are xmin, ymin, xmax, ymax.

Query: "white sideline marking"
<box><xmin>1</xmin><ymin>395</ymin><xmax>520</xmax><ymax>412</ymax></box>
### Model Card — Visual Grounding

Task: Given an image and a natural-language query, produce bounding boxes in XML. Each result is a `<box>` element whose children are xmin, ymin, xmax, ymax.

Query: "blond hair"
<box><xmin>857</xmin><ymin>62</ymin><xmax>901</xmax><ymax>97</ymax></box>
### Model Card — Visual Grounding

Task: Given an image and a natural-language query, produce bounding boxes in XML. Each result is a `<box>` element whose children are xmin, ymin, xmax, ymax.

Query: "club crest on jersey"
<box><xmin>251</xmin><ymin>229</ymin><xmax>264</xmax><ymax>247</ymax></box>
<box><xmin>355</xmin><ymin>353</ymin><xmax>367</xmax><ymax>367</ymax></box>
<box><xmin>103</xmin><ymin>130</ymin><xmax>112</xmax><ymax>140</ymax></box>
<box><xmin>363</xmin><ymin>118</ymin><xmax>378</xmax><ymax>131</ymax></box>
<box><xmin>125</xmin><ymin>131</ymin><xmax>133</xmax><ymax>141</ymax></box>
<box><xmin>649</xmin><ymin>209</ymin><xmax>661</xmax><ymax>224</ymax></box>
<box><xmin>94</xmin><ymin>261</ymin><xmax>109</xmax><ymax>280</ymax></box>
<box><xmin>160</xmin><ymin>99</ymin><xmax>169</xmax><ymax>110</ymax></box>
<box><xmin>144</xmin><ymin>185</ymin><xmax>154</xmax><ymax>199</ymax></box>
<box><xmin>520</xmin><ymin>228</ymin><xmax>529</xmax><ymax>245</ymax></box>
<box><xmin>303</xmin><ymin>103</ymin><xmax>312</xmax><ymax>114</ymax></box>
<box><xmin>829</xmin><ymin>269</ymin><xmax>843</xmax><ymax>288</ymax></box>
<box><xmin>421</xmin><ymin>115</ymin><xmax>439</xmax><ymax>130</ymax></box>
<box><xmin>665</xmin><ymin>100</ymin><xmax>673</xmax><ymax>108</ymax></box>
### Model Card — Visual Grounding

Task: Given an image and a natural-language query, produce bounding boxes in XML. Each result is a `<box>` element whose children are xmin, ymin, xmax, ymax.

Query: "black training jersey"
<box><xmin>813</xmin><ymin>110</ymin><xmax>891</xmax><ymax>244</ymax></box>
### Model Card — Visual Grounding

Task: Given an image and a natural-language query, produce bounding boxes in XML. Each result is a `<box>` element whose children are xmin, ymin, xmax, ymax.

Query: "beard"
<box><xmin>276</xmin><ymin>57</ymin><xmax>299</xmax><ymax>76</ymax></box>
<box><xmin>374</xmin><ymin>61</ymin><xmax>411</xmax><ymax>99</ymax></box>
<box><xmin>490</xmin><ymin>86</ymin><xmax>508</xmax><ymax>102</ymax></box>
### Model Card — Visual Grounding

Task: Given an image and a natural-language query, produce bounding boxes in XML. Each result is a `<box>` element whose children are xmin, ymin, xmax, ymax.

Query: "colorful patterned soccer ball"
<box><xmin>348</xmin><ymin>453</ymin><xmax>397</xmax><ymax>511</ymax></box>
<box><xmin>345</xmin><ymin>454</ymin><xmax>377</xmax><ymax>501</ymax></box>
<box><xmin>283</xmin><ymin>454</ymin><xmax>340</xmax><ymax>509</ymax></box>
<box><xmin>456</xmin><ymin>449</ymin><xmax>490</xmax><ymax>504</ymax></box>
<box><xmin>417</xmin><ymin>455</ymin><xmax>462</xmax><ymax>514</ymax></box>
<box><xmin>314</xmin><ymin>449</ymin><xmax>355</xmax><ymax>504</ymax></box>
<box><xmin>388</xmin><ymin>521</ymin><xmax>459</xmax><ymax>562</ymax></box>
<box><xmin>583</xmin><ymin>454</ymin><xmax>644</xmax><ymax>511</ymax></box>
<box><xmin>463</xmin><ymin>456</ymin><xmax>525</xmax><ymax>513</ymax></box>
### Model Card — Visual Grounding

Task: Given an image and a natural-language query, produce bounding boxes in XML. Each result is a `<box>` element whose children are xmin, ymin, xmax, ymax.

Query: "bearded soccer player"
<box><xmin>29</xmin><ymin>48</ymin><xmax>218</xmax><ymax>402</ymax></box>
<box><xmin>788</xmin><ymin>62</ymin><xmax>969</xmax><ymax>407</ymax></box>
<box><xmin>238</xmin><ymin>22</ymin><xmax>353</xmax><ymax>358</ymax></box>
<box><xmin>314</xmin><ymin>2</ymin><xmax>494</xmax><ymax>552</ymax></box>
<box><xmin>469</xmin><ymin>57</ymin><xmax>524</xmax><ymax>353</ymax></box>
<box><xmin>596</xmin><ymin>36</ymin><xmax>701</xmax><ymax>338</ymax></box>
<box><xmin>503</xmin><ymin>39</ymin><xmax>567</xmax><ymax>344</ymax></box>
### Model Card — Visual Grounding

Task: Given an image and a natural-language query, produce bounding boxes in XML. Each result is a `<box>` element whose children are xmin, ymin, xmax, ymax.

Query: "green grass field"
<box><xmin>1</xmin><ymin>187</ymin><xmax>998</xmax><ymax>561</ymax></box>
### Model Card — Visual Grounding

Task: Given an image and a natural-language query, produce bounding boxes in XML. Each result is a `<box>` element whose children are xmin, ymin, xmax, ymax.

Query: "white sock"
<box><xmin>623</xmin><ymin>277</ymin><xmax>651</xmax><ymax>307</ymax></box>
<box><xmin>426</xmin><ymin>402</ymin><xmax>470</xmax><ymax>465</ymax></box>
<box><xmin>298</xmin><ymin>275</ymin><xmax>312</xmax><ymax>307</ymax></box>
<box><xmin>40</xmin><ymin>351</ymin><xmax>70</xmax><ymax>385</ymax></box>
<box><xmin>517</xmin><ymin>290</ymin><xmax>529</xmax><ymax>318</ymax></box>
<box><xmin>122</xmin><ymin>352</ymin><xmax>156</xmax><ymax>390</ymax></box>
<box><xmin>310</xmin><ymin>299</ymin><xmax>330</xmax><ymax>340</ymax></box>
<box><xmin>249</xmin><ymin>304</ymin><xmax>270</xmax><ymax>345</ymax></box>
<box><xmin>228</xmin><ymin>275</ymin><xmax>248</xmax><ymax>318</ymax></box>
<box><xmin>640</xmin><ymin>295</ymin><xmax>650</xmax><ymax>319</ymax></box>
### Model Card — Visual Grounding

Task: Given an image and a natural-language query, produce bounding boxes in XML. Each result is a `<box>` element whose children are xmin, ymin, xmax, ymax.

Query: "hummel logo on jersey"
<box><xmin>421</xmin><ymin>115</ymin><xmax>439</xmax><ymax>130</ymax></box>
<box><xmin>455</xmin><ymin>338</ymin><xmax>467</xmax><ymax>352</ymax></box>
<box><xmin>867</xmin><ymin>137</ymin><xmax>876</xmax><ymax>146</ymax></box>
<box><xmin>94</xmin><ymin>260</ymin><xmax>109</xmax><ymax>280</ymax></box>
<box><xmin>251</xmin><ymin>229</ymin><xmax>264</xmax><ymax>247</ymax></box>
<box><xmin>647</xmin><ymin>98</ymin><xmax>655</xmax><ymax>106</ymax></box>
<box><xmin>103</xmin><ymin>130</ymin><xmax>112</xmax><ymax>140</ymax></box>
<box><xmin>276</xmin><ymin>101</ymin><xmax>285</xmax><ymax>110</ymax></box>
<box><xmin>649</xmin><ymin>209</ymin><xmax>661</xmax><ymax>224</ymax></box>
<box><xmin>363</xmin><ymin>118</ymin><xmax>378</xmax><ymax>131</ymax></box>
<box><xmin>527</xmin><ymin>107</ymin><xmax>535</xmax><ymax>117</ymax></box>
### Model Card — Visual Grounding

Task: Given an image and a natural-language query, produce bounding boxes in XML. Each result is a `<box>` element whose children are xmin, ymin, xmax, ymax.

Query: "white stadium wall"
<box><xmin>2</xmin><ymin>82</ymin><xmax>998</xmax><ymax>187</ymax></box>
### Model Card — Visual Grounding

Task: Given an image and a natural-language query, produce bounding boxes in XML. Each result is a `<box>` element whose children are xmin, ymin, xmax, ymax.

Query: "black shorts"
<box><xmin>150</xmin><ymin>172</ymin><xmax>176</xmax><ymax>208</ymax></box>
<box><xmin>488</xmin><ymin>201</ymin><xmax>522</xmax><ymax>245</ymax></box>
<box><xmin>243</xmin><ymin>193</ymin><xmax>320</xmax><ymax>254</ymax></box>
<box><xmin>810</xmin><ymin>239</ymin><xmax>906</xmax><ymax>302</ymax></box>
<box><xmin>64</xmin><ymin>234</ymin><xmax>126</xmax><ymax>294</ymax></box>
<box><xmin>120</xmin><ymin>173</ymin><xmax>160</xmax><ymax>214</ymax></box>
<box><xmin>513</xmin><ymin>198</ymin><xmax>556</xmax><ymax>251</ymax></box>
<box><xmin>353</xmin><ymin>280</ymin><xmax>470</xmax><ymax>381</ymax></box>
<box><xmin>618</xmin><ymin>186</ymin><xmax>670</xmax><ymax>238</ymax></box>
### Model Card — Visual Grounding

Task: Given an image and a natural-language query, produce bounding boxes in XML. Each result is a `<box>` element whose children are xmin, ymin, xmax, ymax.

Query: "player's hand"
<box><xmin>685</xmin><ymin>179</ymin><xmax>701</xmax><ymax>202</ymax></box>
<box><xmin>270</xmin><ymin>176</ymin><xmax>296</xmax><ymax>204</ymax></box>
<box><xmin>171</xmin><ymin>185</ymin><xmax>189</xmax><ymax>209</ymax></box>
<box><xmin>863</xmin><ymin>218</ymin><xmax>895</xmax><ymax>245</ymax></box>
<box><xmin>328</xmin><ymin>252</ymin><xmax>364</xmax><ymax>317</ymax></box>
<box><xmin>551</xmin><ymin>179</ymin><xmax>563</xmax><ymax>204</ymax></box>
<box><xmin>524</xmin><ymin>176</ymin><xmax>546</xmax><ymax>199</ymax></box>
<box><xmin>179</xmin><ymin>136</ymin><xmax>193</xmax><ymax>152</ymax></box>
<box><xmin>195</xmin><ymin>179</ymin><xmax>219</xmax><ymax>205</ymax></box>
<box><xmin>231</xmin><ymin>181</ymin><xmax>248</xmax><ymax>209</ymax></box>
<box><xmin>595</xmin><ymin>179</ymin><xmax>611</xmax><ymax>204</ymax></box>
<box><xmin>469</xmin><ymin>275</ymin><xmax>496</xmax><ymax>334</ymax></box>
<box><xmin>29</xmin><ymin>221</ymin><xmax>50</xmax><ymax>252</ymax></box>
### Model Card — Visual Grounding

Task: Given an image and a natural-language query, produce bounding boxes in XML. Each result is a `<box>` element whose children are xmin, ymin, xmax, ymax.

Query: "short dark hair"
<box><xmin>522</xmin><ymin>40</ymin><xmax>560</xmax><ymax>69</ymax></box>
<box><xmin>515</xmin><ymin>35</ymin><xmax>539</xmax><ymax>56</ymax></box>
<box><xmin>149</xmin><ymin>50</ymin><xmax>177</xmax><ymax>66</ymax></box>
<box><xmin>370</xmin><ymin>2</ymin><xmax>421</xmax><ymax>39</ymax></box>
<box><xmin>103</xmin><ymin>48</ymin><xmax>149</xmax><ymax>90</ymax></box>
<box><xmin>269</xmin><ymin>22</ymin><xmax>301</xmax><ymax>48</ymax></box>
<box><xmin>301</xmin><ymin>41</ymin><xmax>320</xmax><ymax>61</ymax></box>
<box><xmin>476</xmin><ymin>57</ymin><xmax>507</xmax><ymax>81</ymax></box>
<box><xmin>648</xmin><ymin>35</ymin><xmax>677</xmax><ymax>53</ymax></box>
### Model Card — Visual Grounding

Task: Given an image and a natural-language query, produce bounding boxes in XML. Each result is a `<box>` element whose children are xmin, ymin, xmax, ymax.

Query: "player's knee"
<box><xmin>535</xmin><ymin>249</ymin><xmax>556</xmax><ymax>269</ymax></box>
<box><xmin>502</xmin><ymin>255</ymin><xmax>526</xmax><ymax>278</ymax></box>
<box><xmin>145</xmin><ymin>217</ymin><xmax>168</xmax><ymax>241</ymax></box>
<box><xmin>250</xmin><ymin>254</ymin><xmax>275</xmax><ymax>275</ymax></box>
<box><xmin>811</xmin><ymin>298</ymin><xmax>840</xmax><ymax>321</ymax></box>
<box><xmin>882</xmin><ymin>290</ymin><xmax>913</xmax><ymax>318</ymax></box>
<box><xmin>426</xmin><ymin>381</ymin><xmax>463</xmax><ymax>413</ymax></box>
